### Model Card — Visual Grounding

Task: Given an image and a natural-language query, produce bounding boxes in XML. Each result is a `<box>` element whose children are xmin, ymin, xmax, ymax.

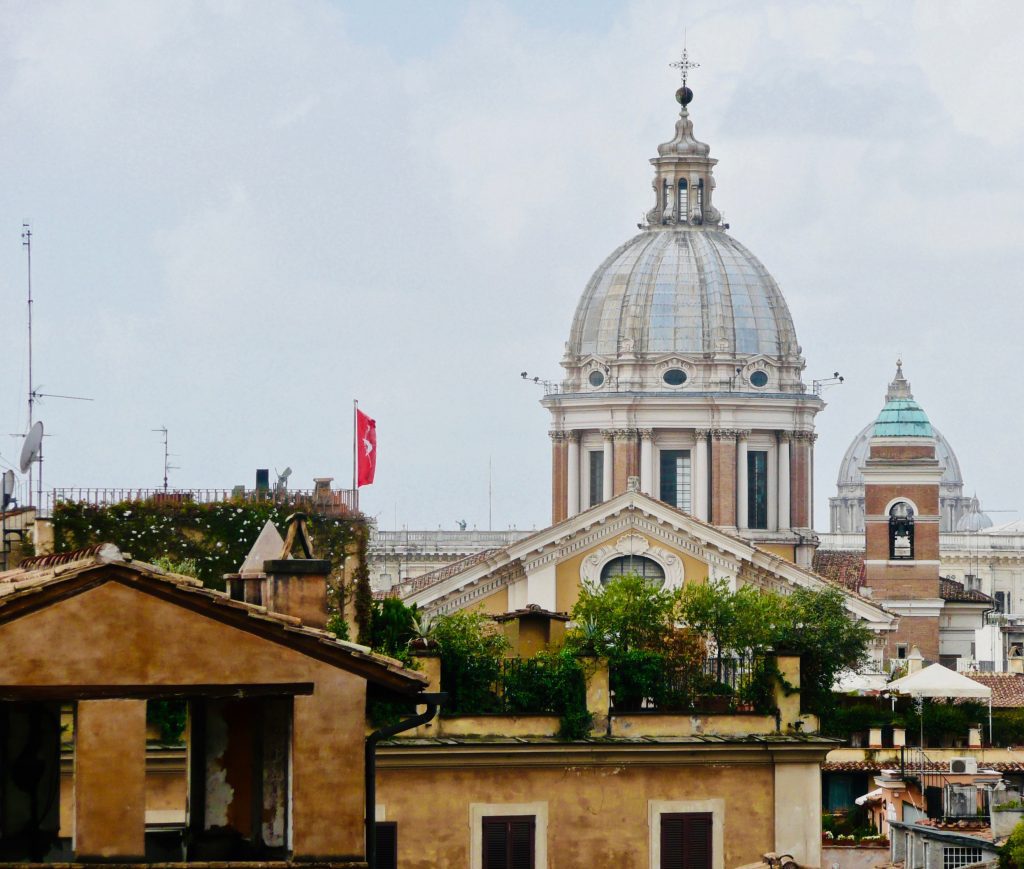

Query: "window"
<box><xmin>660</xmin><ymin>450</ymin><xmax>692</xmax><ymax>512</ymax></box>
<box><xmin>482</xmin><ymin>816</ymin><xmax>535</xmax><ymax>869</ymax></box>
<box><xmin>660</xmin><ymin>812</ymin><xmax>712</xmax><ymax>869</ymax></box>
<box><xmin>600</xmin><ymin>555</ymin><xmax>665</xmax><ymax>587</ymax></box>
<box><xmin>588</xmin><ymin>452</ymin><xmax>604</xmax><ymax>507</ymax></box>
<box><xmin>588</xmin><ymin>370</ymin><xmax>604</xmax><ymax>387</ymax></box>
<box><xmin>695</xmin><ymin>179</ymin><xmax>704</xmax><ymax>220</ymax></box>
<box><xmin>747</xmin><ymin>450</ymin><xmax>768</xmax><ymax>529</ymax></box>
<box><xmin>663</xmin><ymin>368</ymin><xmax>687</xmax><ymax>387</ymax></box>
<box><xmin>375</xmin><ymin>822</ymin><xmax>397</xmax><ymax>869</ymax></box>
<box><xmin>896</xmin><ymin>644</ymin><xmax>908</xmax><ymax>660</ymax></box>
<box><xmin>889</xmin><ymin>502</ymin><xmax>915</xmax><ymax>559</ymax></box>
<box><xmin>677</xmin><ymin>179</ymin><xmax>687</xmax><ymax>222</ymax></box>
<box><xmin>995</xmin><ymin>591</ymin><xmax>1006</xmax><ymax>613</ymax></box>
<box><xmin>749</xmin><ymin>370</ymin><xmax>768</xmax><ymax>388</ymax></box>
<box><xmin>942</xmin><ymin>846</ymin><xmax>983</xmax><ymax>869</ymax></box>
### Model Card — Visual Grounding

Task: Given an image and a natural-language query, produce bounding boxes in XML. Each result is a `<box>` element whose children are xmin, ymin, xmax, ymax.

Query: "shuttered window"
<box><xmin>660</xmin><ymin>812</ymin><xmax>712</xmax><ymax>869</ymax></box>
<box><xmin>375</xmin><ymin>822</ymin><xmax>397</xmax><ymax>869</ymax></box>
<box><xmin>482</xmin><ymin>815</ymin><xmax>535</xmax><ymax>869</ymax></box>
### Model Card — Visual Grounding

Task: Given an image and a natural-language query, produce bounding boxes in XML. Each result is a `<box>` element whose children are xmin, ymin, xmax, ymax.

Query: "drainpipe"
<box><xmin>365</xmin><ymin>692</ymin><xmax>446</xmax><ymax>869</ymax></box>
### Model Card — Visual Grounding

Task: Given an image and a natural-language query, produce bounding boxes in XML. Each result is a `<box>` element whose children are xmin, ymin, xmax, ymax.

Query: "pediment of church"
<box><xmin>404</xmin><ymin>491</ymin><xmax>894</xmax><ymax>631</ymax></box>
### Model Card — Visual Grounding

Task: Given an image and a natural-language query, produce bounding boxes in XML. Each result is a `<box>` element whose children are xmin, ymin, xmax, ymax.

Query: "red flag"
<box><xmin>356</xmin><ymin>409</ymin><xmax>377</xmax><ymax>487</ymax></box>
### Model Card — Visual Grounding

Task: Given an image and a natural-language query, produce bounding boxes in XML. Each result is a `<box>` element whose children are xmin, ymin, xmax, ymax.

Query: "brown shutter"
<box><xmin>483</xmin><ymin>818</ymin><xmax>509</xmax><ymax>869</ymax></box>
<box><xmin>509</xmin><ymin>817</ymin><xmax>535</xmax><ymax>869</ymax></box>
<box><xmin>661</xmin><ymin>812</ymin><xmax>712</xmax><ymax>869</ymax></box>
<box><xmin>482</xmin><ymin>815</ymin><xmax>535</xmax><ymax>869</ymax></box>
<box><xmin>375</xmin><ymin>821</ymin><xmax>397</xmax><ymax>869</ymax></box>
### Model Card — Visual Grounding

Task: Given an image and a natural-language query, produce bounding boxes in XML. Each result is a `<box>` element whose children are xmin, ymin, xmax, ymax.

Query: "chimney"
<box><xmin>225</xmin><ymin>520</ymin><xmax>285</xmax><ymax>605</ymax></box>
<box><xmin>262</xmin><ymin>513</ymin><xmax>330</xmax><ymax>629</ymax></box>
<box><xmin>906</xmin><ymin>646</ymin><xmax>925</xmax><ymax>674</ymax></box>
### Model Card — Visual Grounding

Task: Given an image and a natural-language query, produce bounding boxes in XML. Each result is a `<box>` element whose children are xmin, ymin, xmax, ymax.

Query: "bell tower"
<box><xmin>861</xmin><ymin>362</ymin><xmax>944</xmax><ymax>663</ymax></box>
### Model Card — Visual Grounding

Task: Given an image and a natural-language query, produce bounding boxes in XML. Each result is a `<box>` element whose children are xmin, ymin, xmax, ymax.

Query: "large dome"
<box><xmin>568</xmin><ymin>225</ymin><xmax>799</xmax><ymax>360</ymax></box>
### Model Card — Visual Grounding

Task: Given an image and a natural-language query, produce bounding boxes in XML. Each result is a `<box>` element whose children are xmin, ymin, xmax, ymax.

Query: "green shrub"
<box><xmin>433</xmin><ymin>610</ymin><xmax>509</xmax><ymax>714</ymax></box>
<box><xmin>1000</xmin><ymin>819</ymin><xmax>1024</xmax><ymax>868</ymax></box>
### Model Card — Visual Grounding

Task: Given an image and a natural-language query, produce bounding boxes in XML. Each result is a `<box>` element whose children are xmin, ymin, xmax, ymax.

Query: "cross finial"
<box><xmin>670</xmin><ymin>43</ymin><xmax>699</xmax><ymax>89</ymax></box>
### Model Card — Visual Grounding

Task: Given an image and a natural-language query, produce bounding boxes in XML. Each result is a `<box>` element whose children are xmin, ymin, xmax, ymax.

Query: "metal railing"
<box><xmin>610</xmin><ymin>654</ymin><xmax>768</xmax><ymax>714</ymax></box>
<box><xmin>900</xmin><ymin>747</ymin><xmax>991</xmax><ymax>821</ymax></box>
<box><xmin>48</xmin><ymin>487</ymin><xmax>358</xmax><ymax>516</ymax></box>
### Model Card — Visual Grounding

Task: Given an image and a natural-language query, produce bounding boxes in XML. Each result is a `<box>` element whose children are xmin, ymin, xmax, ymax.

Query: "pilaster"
<box><xmin>710</xmin><ymin>428</ymin><xmax>739</xmax><ymax>528</ymax></box>
<box><xmin>566</xmin><ymin>431</ymin><xmax>581</xmax><ymax>518</ymax></box>
<box><xmin>693</xmin><ymin>429</ymin><xmax>709</xmax><ymax>521</ymax></box>
<box><xmin>777</xmin><ymin>432</ymin><xmax>791</xmax><ymax>532</ymax></box>
<box><xmin>550</xmin><ymin>431</ymin><xmax>569</xmax><ymax>524</ymax></box>
<box><xmin>736</xmin><ymin>431</ymin><xmax>750</xmax><ymax>530</ymax></box>
<box><xmin>639</xmin><ymin>429</ymin><xmax>654</xmax><ymax>496</ymax></box>
<box><xmin>612</xmin><ymin>428</ymin><xmax>639</xmax><ymax>497</ymax></box>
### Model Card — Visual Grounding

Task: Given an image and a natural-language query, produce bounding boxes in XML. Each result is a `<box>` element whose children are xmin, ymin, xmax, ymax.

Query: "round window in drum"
<box><xmin>663</xmin><ymin>368</ymin><xmax>687</xmax><ymax>387</ymax></box>
<box><xmin>588</xmin><ymin>370</ymin><xmax>605</xmax><ymax>387</ymax></box>
<box><xmin>749</xmin><ymin>370</ymin><xmax>769</xmax><ymax>388</ymax></box>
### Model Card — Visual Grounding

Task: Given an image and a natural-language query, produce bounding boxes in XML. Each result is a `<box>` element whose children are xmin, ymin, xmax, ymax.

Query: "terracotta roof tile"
<box><xmin>940</xmin><ymin>577</ymin><xmax>993</xmax><ymax>603</ymax></box>
<box><xmin>964</xmin><ymin>672</ymin><xmax>1024</xmax><ymax>707</ymax></box>
<box><xmin>812</xmin><ymin>550</ymin><xmax>865</xmax><ymax>593</ymax></box>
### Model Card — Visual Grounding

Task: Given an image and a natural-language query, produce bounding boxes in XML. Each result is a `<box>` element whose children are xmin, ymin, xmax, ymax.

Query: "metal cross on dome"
<box><xmin>670</xmin><ymin>44</ymin><xmax>699</xmax><ymax>88</ymax></box>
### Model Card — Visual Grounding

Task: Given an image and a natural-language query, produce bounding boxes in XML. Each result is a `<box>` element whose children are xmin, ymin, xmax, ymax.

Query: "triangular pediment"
<box><xmin>405</xmin><ymin>491</ymin><xmax>893</xmax><ymax>629</ymax></box>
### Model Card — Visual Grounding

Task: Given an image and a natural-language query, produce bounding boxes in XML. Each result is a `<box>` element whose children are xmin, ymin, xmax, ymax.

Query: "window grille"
<box><xmin>600</xmin><ymin>555</ymin><xmax>666</xmax><ymax>588</ymax></box>
<box><xmin>942</xmin><ymin>846</ymin><xmax>983</xmax><ymax>869</ymax></box>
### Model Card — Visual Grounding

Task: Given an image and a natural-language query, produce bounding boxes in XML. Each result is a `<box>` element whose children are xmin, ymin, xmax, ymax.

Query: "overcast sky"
<box><xmin>1</xmin><ymin>0</ymin><xmax>1021</xmax><ymax>533</ymax></box>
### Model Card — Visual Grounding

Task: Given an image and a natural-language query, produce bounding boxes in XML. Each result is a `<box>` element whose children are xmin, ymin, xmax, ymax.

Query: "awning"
<box><xmin>855</xmin><ymin>788</ymin><xmax>884</xmax><ymax>806</ymax></box>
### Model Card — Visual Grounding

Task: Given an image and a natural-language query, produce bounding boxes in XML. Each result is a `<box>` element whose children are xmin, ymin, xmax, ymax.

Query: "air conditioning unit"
<box><xmin>949</xmin><ymin>757</ymin><xmax>978</xmax><ymax>774</ymax></box>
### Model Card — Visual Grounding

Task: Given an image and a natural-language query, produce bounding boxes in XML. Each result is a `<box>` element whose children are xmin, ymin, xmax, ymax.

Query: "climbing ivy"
<box><xmin>51</xmin><ymin>499</ymin><xmax>361</xmax><ymax>598</ymax></box>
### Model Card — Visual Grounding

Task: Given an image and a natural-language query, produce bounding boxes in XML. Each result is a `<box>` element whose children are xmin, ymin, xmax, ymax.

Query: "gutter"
<box><xmin>365</xmin><ymin>692</ymin><xmax>446</xmax><ymax>869</ymax></box>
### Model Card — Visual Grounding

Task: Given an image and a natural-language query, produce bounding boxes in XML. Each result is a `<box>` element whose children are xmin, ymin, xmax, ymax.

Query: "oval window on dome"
<box><xmin>663</xmin><ymin>368</ymin><xmax>687</xmax><ymax>387</ymax></box>
<box><xmin>749</xmin><ymin>370</ymin><xmax>769</xmax><ymax>388</ymax></box>
<box><xmin>588</xmin><ymin>370</ymin><xmax>605</xmax><ymax>387</ymax></box>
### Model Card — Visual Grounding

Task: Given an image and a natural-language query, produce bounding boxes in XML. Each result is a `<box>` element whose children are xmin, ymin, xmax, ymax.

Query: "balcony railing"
<box><xmin>610</xmin><ymin>654</ymin><xmax>769</xmax><ymax>714</ymax></box>
<box><xmin>47</xmin><ymin>487</ymin><xmax>358</xmax><ymax>517</ymax></box>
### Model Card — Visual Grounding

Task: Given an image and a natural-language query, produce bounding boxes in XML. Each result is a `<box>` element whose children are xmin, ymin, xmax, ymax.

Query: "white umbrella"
<box><xmin>887</xmin><ymin>663</ymin><xmax>993</xmax><ymax>743</ymax></box>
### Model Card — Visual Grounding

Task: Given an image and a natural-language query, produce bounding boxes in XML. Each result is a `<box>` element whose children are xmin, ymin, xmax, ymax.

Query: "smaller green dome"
<box><xmin>873</xmin><ymin>398</ymin><xmax>933</xmax><ymax>438</ymax></box>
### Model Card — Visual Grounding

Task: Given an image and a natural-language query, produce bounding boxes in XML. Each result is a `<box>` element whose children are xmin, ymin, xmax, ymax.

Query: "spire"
<box><xmin>886</xmin><ymin>359</ymin><xmax>914</xmax><ymax>401</ymax></box>
<box><xmin>646</xmin><ymin>45</ymin><xmax>721</xmax><ymax>229</ymax></box>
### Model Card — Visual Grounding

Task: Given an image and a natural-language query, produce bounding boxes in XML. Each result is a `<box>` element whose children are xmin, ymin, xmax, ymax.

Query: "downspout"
<box><xmin>365</xmin><ymin>692</ymin><xmax>446</xmax><ymax>869</ymax></box>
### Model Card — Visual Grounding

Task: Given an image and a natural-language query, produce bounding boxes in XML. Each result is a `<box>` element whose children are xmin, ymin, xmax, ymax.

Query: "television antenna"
<box><xmin>17</xmin><ymin>225</ymin><xmax>93</xmax><ymax>509</ymax></box>
<box><xmin>153</xmin><ymin>427</ymin><xmax>179</xmax><ymax>492</ymax></box>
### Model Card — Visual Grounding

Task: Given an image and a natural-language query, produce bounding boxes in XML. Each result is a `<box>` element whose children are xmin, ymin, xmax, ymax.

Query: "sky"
<box><xmin>1</xmin><ymin>0</ymin><xmax>1022</xmax><ymax>533</ymax></box>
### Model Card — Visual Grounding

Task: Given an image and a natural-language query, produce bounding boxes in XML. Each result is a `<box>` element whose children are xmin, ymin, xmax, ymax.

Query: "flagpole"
<box><xmin>353</xmin><ymin>399</ymin><xmax>359</xmax><ymax>513</ymax></box>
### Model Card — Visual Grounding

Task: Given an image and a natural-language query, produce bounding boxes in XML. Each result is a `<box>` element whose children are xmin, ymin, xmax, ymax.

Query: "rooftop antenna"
<box><xmin>17</xmin><ymin>226</ymin><xmax>93</xmax><ymax>511</ymax></box>
<box><xmin>152</xmin><ymin>426</ymin><xmax>181</xmax><ymax>492</ymax></box>
<box><xmin>22</xmin><ymin>224</ymin><xmax>34</xmax><ymax>506</ymax></box>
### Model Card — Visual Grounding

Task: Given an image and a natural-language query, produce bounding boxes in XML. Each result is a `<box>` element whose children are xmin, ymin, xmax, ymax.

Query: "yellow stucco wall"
<box><xmin>472</xmin><ymin>586</ymin><xmax>509</xmax><ymax>614</ymax></box>
<box><xmin>377</xmin><ymin>760</ymin><xmax>775</xmax><ymax>869</ymax></box>
<box><xmin>0</xmin><ymin>578</ymin><xmax>370</xmax><ymax>860</ymax></box>
<box><xmin>555</xmin><ymin>531</ymin><xmax>711</xmax><ymax>613</ymax></box>
<box><xmin>758</xmin><ymin>544</ymin><xmax>796</xmax><ymax>563</ymax></box>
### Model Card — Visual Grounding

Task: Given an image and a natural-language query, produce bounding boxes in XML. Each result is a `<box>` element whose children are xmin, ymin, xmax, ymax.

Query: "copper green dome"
<box><xmin>871</xmin><ymin>361</ymin><xmax>933</xmax><ymax>437</ymax></box>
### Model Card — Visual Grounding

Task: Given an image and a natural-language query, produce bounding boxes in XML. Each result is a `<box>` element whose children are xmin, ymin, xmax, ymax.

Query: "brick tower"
<box><xmin>861</xmin><ymin>362</ymin><xmax>944</xmax><ymax>663</ymax></box>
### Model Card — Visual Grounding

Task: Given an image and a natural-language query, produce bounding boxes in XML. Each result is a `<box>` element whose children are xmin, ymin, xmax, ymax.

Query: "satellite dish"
<box><xmin>19</xmin><ymin>421</ymin><xmax>43</xmax><ymax>474</ymax></box>
<box><xmin>281</xmin><ymin>467</ymin><xmax>292</xmax><ymax>480</ymax></box>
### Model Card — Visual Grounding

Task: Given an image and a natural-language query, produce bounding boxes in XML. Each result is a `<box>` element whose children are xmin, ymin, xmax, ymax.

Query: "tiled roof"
<box><xmin>963</xmin><ymin>672</ymin><xmax>1024</xmax><ymax>707</ymax></box>
<box><xmin>813</xmin><ymin>550</ymin><xmax>865</xmax><ymax>593</ymax></box>
<box><xmin>0</xmin><ymin>545</ymin><xmax>426</xmax><ymax>691</ymax></box>
<box><xmin>940</xmin><ymin>577</ymin><xmax>992</xmax><ymax>603</ymax></box>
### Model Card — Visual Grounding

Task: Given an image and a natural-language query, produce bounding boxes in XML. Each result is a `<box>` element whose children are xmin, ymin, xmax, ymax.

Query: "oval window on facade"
<box><xmin>599</xmin><ymin>555</ymin><xmax>666</xmax><ymax>588</ymax></box>
<box><xmin>588</xmin><ymin>370</ymin><xmax>605</xmax><ymax>387</ymax></box>
<box><xmin>663</xmin><ymin>368</ymin><xmax>687</xmax><ymax>387</ymax></box>
<box><xmin>749</xmin><ymin>370</ymin><xmax>769</xmax><ymax>388</ymax></box>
